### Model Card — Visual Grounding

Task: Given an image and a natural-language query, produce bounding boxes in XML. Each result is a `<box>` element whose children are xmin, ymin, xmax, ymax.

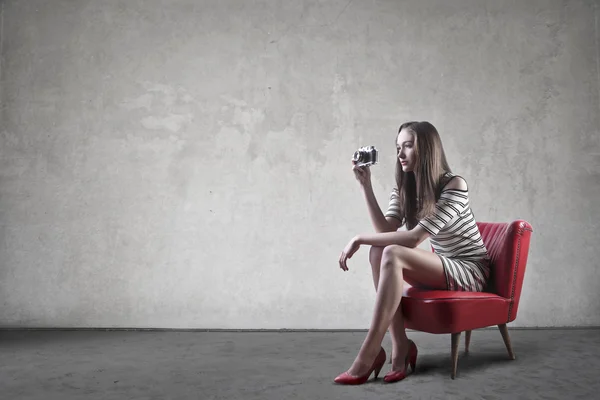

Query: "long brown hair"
<box><xmin>394</xmin><ymin>121</ymin><xmax>452</xmax><ymax>229</ymax></box>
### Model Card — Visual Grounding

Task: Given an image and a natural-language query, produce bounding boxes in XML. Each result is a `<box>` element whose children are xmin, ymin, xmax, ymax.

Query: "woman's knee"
<box><xmin>381</xmin><ymin>244</ymin><xmax>404</xmax><ymax>259</ymax></box>
<box><xmin>381</xmin><ymin>245</ymin><xmax>405</xmax><ymax>270</ymax></box>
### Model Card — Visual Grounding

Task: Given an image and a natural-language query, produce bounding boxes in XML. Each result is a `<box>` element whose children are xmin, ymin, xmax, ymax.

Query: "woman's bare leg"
<box><xmin>369</xmin><ymin>246</ymin><xmax>409</xmax><ymax>362</ymax></box>
<box><xmin>348</xmin><ymin>245</ymin><xmax>446</xmax><ymax>376</ymax></box>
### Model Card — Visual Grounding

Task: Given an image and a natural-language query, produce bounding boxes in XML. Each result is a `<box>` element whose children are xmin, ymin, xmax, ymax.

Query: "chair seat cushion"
<box><xmin>401</xmin><ymin>286</ymin><xmax>511</xmax><ymax>334</ymax></box>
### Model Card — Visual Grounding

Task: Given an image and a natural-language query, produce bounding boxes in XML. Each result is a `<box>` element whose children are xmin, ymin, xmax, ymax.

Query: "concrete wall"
<box><xmin>1</xmin><ymin>0</ymin><xmax>599</xmax><ymax>329</ymax></box>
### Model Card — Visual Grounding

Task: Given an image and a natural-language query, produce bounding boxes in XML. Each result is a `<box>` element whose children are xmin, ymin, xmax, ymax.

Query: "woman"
<box><xmin>334</xmin><ymin>121</ymin><xmax>490</xmax><ymax>385</ymax></box>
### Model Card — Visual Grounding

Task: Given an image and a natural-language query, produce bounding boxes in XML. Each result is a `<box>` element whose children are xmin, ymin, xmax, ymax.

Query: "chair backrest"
<box><xmin>478</xmin><ymin>220</ymin><xmax>533</xmax><ymax>322</ymax></box>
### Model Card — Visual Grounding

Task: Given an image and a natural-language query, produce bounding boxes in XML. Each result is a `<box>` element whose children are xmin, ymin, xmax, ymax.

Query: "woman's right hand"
<box><xmin>352</xmin><ymin>161</ymin><xmax>371</xmax><ymax>187</ymax></box>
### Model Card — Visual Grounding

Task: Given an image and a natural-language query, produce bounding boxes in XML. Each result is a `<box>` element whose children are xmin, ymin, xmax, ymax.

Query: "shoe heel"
<box><xmin>374</xmin><ymin>348</ymin><xmax>386</xmax><ymax>379</ymax></box>
<box><xmin>410</xmin><ymin>359</ymin><xmax>417</xmax><ymax>372</ymax></box>
<box><xmin>374</xmin><ymin>363</ymin><xmax>384</xmax><ymax>379</ymax></box>
<box><xmin>409</xmin><ymin>345</ymin><xmax>418</xmax><ymax>372</ymax></box>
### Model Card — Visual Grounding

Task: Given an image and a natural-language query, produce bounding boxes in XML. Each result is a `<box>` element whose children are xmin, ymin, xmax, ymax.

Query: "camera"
<box><xmin>352</xmin><ymin>145</ymin><xmax>378</xmax><ymax>167</ymax></box>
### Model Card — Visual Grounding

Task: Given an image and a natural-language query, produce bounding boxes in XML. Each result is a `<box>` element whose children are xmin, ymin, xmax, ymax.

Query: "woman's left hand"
<box><xmin>339</xmin><ymin>236</ymin><xmax>361</xmax><ymax>271</ymax></box>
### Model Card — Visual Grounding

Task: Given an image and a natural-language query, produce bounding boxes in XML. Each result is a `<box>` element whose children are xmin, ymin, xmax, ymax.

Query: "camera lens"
<box><xmin>353</xmin><ymin>150</ymin><xmax>363</xmax><ymax>162</ymax></box>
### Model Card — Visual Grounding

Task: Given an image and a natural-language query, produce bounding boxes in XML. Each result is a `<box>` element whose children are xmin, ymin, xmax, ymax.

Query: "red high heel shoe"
<box><xmin>383</xmin><ymin>340</ymin><xmax>417</xmax><ymax>383</ymax></box>
<box><xmin>333</xmin><ymin>347</ymin><xmax>387</xmax><ymax>385</ymax></box>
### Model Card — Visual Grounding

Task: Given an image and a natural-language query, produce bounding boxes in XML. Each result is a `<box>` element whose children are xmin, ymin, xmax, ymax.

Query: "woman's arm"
<box><xmin>339</xmin><ymin>219</ymin><xmax>430</xmax><ymax>271</ymax></box>
<box><xmin>361</xmin><ymin>184</ymin><xmax>401</xmax><ymax>232</ymax></box>
<box><xmin>356</xmin><ymin>225</ymin><xmax>431</xmax><ymax>249</ymax></box>
<box><xmin>352</xmin><ymin>164</ymin><xmax>398</xmax><ymax>232</ymax></box>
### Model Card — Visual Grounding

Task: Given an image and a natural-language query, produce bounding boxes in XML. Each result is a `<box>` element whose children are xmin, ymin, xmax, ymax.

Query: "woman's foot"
<box><xmin>390</xmin><ymin>341</ymin><xmax>410</xmax><ymax>370</ymax></box>
<box><xmin>347</xmin><ymin>359</ymin><xmax>372</xmax><ymax>377</ymax></box>
<box><xmin>384</xmin><ymin>340</ymin><xmax>417</xmax><ymax>383</ymax></box>
<box><xmin>333</xmin><ymin>347</ymin><xmax>387</xmax><ymax>385</ymax></box>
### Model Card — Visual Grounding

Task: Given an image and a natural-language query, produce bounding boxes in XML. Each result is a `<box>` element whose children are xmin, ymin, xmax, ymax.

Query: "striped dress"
<box><xmin>385</xmin><ymin>172</ymin><xmax>491</xmax><ymax>292</ymax></box>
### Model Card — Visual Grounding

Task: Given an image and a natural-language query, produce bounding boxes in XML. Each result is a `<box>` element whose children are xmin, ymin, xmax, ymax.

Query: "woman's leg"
<box><xmin>369</xmin><ymin>246</ymin><xmax>410</xmax><ymax>363</ymax></box>
<box><xmin>349</xmin><ymin>245</ymin><xmax>446</xmax><ymax>376</ymax></box>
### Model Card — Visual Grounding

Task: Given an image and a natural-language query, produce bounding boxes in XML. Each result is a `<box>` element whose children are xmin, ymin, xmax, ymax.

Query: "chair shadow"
<box><xmin>415</xmin><ymin>344</ymin><xmax>541</xmax><ymax>377</ymax></box>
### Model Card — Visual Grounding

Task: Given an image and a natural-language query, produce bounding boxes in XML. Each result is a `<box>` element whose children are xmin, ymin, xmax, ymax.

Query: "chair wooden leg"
<box><xmin>451</xmin><ymin>332</ymin><xmax>461</xmax><ymax>379</ymax></box>
<box><xmin>464</xmin><ymin>330</ymin><xmax>472</xmax><ymax>354</ymax></box>
<box><xmin>498</xmin><ymin>323</ymin><xmax>516</xmax><ymax>360</ymax></box>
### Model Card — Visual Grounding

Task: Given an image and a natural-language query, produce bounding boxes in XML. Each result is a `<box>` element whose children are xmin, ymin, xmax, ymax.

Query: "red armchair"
<box><xmin>401</xmin><ymin>220</ymin><xmax>533</xmax><ymax>379</ymax></box>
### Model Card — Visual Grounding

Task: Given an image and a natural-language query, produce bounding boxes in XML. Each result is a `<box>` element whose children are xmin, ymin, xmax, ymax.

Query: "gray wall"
<box><xmin>1</xmin><ymin>0</ymin><xmax>599</xmax><ymax>329</ymax></box>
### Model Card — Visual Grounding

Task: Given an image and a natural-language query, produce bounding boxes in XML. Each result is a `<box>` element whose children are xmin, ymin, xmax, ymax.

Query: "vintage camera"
<box><xmin>352</xmin><ymin>145</ymin><xmax>378</xmax><ymax>167</ymax></box>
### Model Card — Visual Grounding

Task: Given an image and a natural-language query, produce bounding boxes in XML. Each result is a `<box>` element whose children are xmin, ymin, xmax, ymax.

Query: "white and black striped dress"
<box><xmin>385</xmin><ymin>172</ymin><xmax>491</xmax><ymax>292</ymax></box>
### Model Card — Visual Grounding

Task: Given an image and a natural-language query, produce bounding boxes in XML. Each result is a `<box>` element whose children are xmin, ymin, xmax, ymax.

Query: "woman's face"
<box><xmin>397</xmin><ymin>128</ymin><xmax>416</xmax><ymax>172</ymax></box>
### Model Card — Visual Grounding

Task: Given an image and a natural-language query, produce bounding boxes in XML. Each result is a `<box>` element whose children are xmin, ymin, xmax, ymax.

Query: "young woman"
<box><xmin>334</xmin><ymin>121</ymin><xmax>490</xmax><ymax>385</ymax></box>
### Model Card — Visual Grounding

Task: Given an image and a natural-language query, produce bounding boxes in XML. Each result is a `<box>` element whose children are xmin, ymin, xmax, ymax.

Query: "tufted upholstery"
<box><xmin>401</xmin><ymin>220</ymin><xmax>533</xmax><ymax>378</ymax></box>
<box><xmin>479</xmin><ymin>221</ymin><xmax>533</xmax><ymax>322</ymax></box>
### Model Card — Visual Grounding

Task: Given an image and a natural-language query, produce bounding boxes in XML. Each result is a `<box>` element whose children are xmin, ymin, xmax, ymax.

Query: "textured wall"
<box><xmin>1</xmin><ymin>0</ymin><xmax>598</xmax><ymax>328</ymax></box>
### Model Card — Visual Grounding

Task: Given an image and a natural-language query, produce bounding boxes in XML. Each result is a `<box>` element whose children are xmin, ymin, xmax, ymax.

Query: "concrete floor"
<box><xmin>1</xmin><ymin>328</ymin><xmax>598</xmax><ymax>399</ymax></box>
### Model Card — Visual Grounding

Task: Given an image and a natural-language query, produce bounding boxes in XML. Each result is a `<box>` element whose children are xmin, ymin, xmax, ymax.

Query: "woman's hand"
<box><xmin>352</xmin><ymin>161</ymin><xmax>371</xmax><ymax>187</ymax></box>
<box><xmin>339</xmin><ymin>235</ymin><xmax>362</xmax><ymax>271</ymax></box>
